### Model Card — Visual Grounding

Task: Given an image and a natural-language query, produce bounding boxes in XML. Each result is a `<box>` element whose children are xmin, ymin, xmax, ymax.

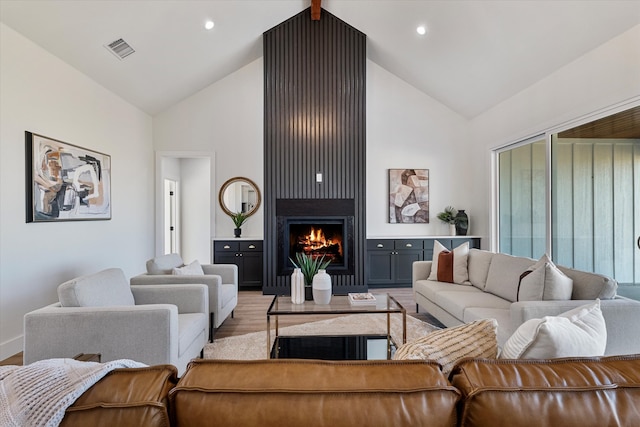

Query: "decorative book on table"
<box><xmin>348</xmin><ymin>292</ymin><xmax>377</xmax><ymax>305</ymax></box>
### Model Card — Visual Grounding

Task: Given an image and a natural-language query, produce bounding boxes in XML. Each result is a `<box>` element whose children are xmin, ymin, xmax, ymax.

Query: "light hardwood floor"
<box><xmin>215</xmin><ymin>287</ymin><xmax>443</xmax><ymax>340</ymax></box>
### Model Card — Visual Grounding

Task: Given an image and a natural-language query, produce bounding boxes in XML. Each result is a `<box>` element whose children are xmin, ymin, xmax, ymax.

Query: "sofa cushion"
<box><xmin>467</xmin><ymin>249</ymin><xmax>494</xmax><ymax>290</ymax></box>
<box><xmin>394</xmin><ymin>319</ymin><xmax>498</xmax><ymax>374</ymax></box>
<box><xmin>414</xmin><ymin>280</ymin><xmax>481</xmax><ymax>304</ymax></box>
<box><xmin>518</xmin><ymin>256</ymin><xmax>573</xmax><ymax>301</ymax></box>
<box><xmin>61</xmin><ymin>365</ymin><xmax>177</xmax><ymax>427</ymax></box>
<box><xmin>557</xmin><ymin>265</ymin><xmax>618</xmax><ymax>300</ymax></box>
<box><xmin>146</xmin><ymin>253</ymin><xmax>184</xmax><ymax>275</ymax></box>
<box><xmin>172</xmin><ymin>359</ymin><xmax>460</xmax><ymax>427</ymax></box>
<box><xmin>450</xmin><ymin>355</ymin><xmax>640</xmax><ymax>427</ymax></box>
<box><xmin>500</xmin><ymin>300</ymin><xmax>607</xmax><ymax>359</ymax></box>
<box><xmin>484</xmin><ymin>253</ymin><xmax>535</xmax><ymax>302</ymax></box>
<box><xmin>58</xmin><ymin>268</ymin><xmax>135</xmax><ymax>307</ymax></box>
<box><xmin>434</xmin><ymin>290</ymin><xmax>511</xmax><ymax>322</ymax></box>
<box><xmin>173</xmin><ymin>260</ymin><xmax>204</xmax><ymax>276</ymax></box>
<box><xmin>427</xmin><ymin>240</ymin><xmax>470</xmax><ymax>284</ymax></box>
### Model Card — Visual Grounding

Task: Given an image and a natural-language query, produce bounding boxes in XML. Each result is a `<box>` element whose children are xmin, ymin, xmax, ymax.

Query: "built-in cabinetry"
<box><xmin>366</xmin><ymin>237</ymin><xmax>481</xmax><ymax>287</ymax></box>
<box><xmin>213</xmin><ymin>240</ymin><xmax>263</xmax><ymax>290</ymax></box>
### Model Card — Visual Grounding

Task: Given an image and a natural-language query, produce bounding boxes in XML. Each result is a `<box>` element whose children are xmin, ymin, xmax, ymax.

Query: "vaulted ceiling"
<box><xmin>1</xmin><ymin>0</ymin><xmax>639</xmax><ymax>118</ymax></box>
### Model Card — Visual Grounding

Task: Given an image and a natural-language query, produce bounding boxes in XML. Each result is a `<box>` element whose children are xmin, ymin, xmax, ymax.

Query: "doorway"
<box><xmin>156</xmin><ymin>152</ymin><xmax>214</xmax><ymax>263</ymax></box>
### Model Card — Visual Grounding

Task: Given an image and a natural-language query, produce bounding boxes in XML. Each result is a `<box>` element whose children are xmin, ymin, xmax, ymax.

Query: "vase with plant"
<box><xmin>437</xmin><ymin>206</ymin><xmax>458</xmax><ymax>236</ymax></box>
<box><xmin>231</xmin><ymin>211</ymin><xmax>248</xmax><ymax>238</ymax></box>
<box><xmin>289</xmin><ymin>252</ymin><xmax>331</xmax><ymax>301</ymax></box>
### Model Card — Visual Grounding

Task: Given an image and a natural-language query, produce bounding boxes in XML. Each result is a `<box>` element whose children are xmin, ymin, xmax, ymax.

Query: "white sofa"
<box><xmin>24</xmin><ymin>268</ymin><xmax>208</xmax><ymax>375</ymax></box>
<box><xmin>413</xmin><ymin>249</ymin><xmax>640</xmax><ymax>355</ymax></box>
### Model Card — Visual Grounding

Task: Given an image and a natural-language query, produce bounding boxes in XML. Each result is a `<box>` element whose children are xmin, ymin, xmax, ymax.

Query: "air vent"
<box><xmin>105</xmin><ymin>38</ymin><xmax>135</xmax><ymax>60</ymax></box>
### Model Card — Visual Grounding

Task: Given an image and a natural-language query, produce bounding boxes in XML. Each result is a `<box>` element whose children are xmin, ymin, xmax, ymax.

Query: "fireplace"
<box><xmin>276</xmin><ymin>199</ymin><xmax>355</xmax><ymax>277</ymax></box>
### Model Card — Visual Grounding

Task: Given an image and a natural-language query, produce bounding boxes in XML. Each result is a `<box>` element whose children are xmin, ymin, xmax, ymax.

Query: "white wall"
<box><xmin>366</xmin><ymin>61</ymin><xmax>471</xmax><ymax>237</ymax></box>
<box><xmin>180</xmin><ymin>158</ymin><xmax>211</xmax><ymax>263</ymax></box>
<box><xmin>154</xmin><ymin>59</ymin><xmax>264</xmax><ymax>240</ymax></box>
<box><xmin>469</xmin><ymin>24</ymin><xmax>640</xmax><ymax>249</ymax></box>
<box><xmin>0</xmin><ymin>24</ymin><xmax>154</xmax><ymax>359</ymax></box>
<box><xmin>154</xmin><ymin>57</ymin><xmax>474</xmax><ymax>241</ymax></box>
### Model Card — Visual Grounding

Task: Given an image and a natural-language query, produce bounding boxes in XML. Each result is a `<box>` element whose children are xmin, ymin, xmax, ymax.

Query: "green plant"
<box><xmin>231</xmin><ymin>211</ymin><xmax>249</xmax><ymax>228</ymax></box>
<box><xmin>289</xmin><ymin>252</ymin><xmax>331</xmax><ymax>286</ymax></box>
<box><xmin>437</xmin><ymin>206</ymin><xmax>458</xmax><ymax>224</ymax></box>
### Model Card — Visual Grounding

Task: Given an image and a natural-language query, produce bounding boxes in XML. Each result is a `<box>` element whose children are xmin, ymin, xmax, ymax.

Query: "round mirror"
<box><xmin>218</xmin><ymin>177</ymin><xmax>261</xmax><ymax>217</ymax></box>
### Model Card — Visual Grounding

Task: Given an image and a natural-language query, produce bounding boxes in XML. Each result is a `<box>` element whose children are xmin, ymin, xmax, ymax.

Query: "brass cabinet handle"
<box><xmin>249</xmin><ymin>244</ymin><xmax>256</xmax><ymax>249</ymax></box>
<box><xmin>377</xmin><ymin>244</ymin><xmax>384</xmax><ymax>248</ymax></box>
<box><xmin>406</xmin><ymin>243</ymin><xmax>412</xmax><ymax>248</ymax></box>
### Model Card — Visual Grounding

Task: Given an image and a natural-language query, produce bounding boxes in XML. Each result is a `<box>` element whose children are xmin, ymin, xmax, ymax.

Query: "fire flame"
<box><xmin>299</xmin><ymin>227</ymin><xmax>341</xmax><ymax>254</ymax></box>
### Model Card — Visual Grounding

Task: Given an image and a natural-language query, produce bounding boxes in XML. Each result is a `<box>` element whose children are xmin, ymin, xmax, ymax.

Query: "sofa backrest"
<box><xmin>58</xmin><ymin>268</ymin><xmax>135</xmax><ymax>307</ymax></box>
<box><xmin>450</xmin><ymin>355</ymin><xmax>640</xmax><ymax>427</ymax></box>
<box><xmin>469</xmin><ymin>250</ymin><xmax>618</xmax><ymax>302</ymax></box>
<box><xmin>557</xmin><ymin>265</ymin><xmax>618</xmax><ymax>300</ymax></box>
<box><xmin>171</xmin><ymin>359</ymin><xmax>460</xmax><ymax>427</ymax></box>
<box><xmin>146</xmin><ymin>253</ymin><xmax>184</xmax><ymax>275</ymax></box>
<box><xmin>467</xmin><ymin>249</ymin><xmax>494</xmax><ymax>290</ymax></box>
<box><xmin>484</xmin><ymin>253</ymin><xmax>536</xmax><ymax>302</ymax></box>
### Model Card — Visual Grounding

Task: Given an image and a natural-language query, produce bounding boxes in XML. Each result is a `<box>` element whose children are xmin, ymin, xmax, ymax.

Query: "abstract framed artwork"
<box><xmin>388</xmin><ymin>169</ymin><xmax>429</xmax><ymax>223</ymax></box>
<box><xmin>25</xmin><ymin>132</ymin><xmax>111</xmax><ymax>222</ymax></box>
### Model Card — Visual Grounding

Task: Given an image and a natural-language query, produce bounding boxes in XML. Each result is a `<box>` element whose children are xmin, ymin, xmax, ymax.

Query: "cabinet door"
<box><xmin>241</xmin><ymin>251</ymin><xmax>263</xmax><ymax>287</ymax></box>
<box><xmin>395</xmin><ymin>249</ymin><xmax>423</xmax><ymax>284</ymax></box>
<box><xmin>367</xmin><ymin>251</ymin><xmax>394</xmax><ymax>285</ymax></box>
<box><xmin>215</xmin><ymin>252</ymin><xmax>240</xmax><ymax>268</ymax></box>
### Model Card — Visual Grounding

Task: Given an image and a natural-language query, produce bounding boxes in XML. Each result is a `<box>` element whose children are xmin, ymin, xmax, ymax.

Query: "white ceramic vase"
<box><xmin>449</xmin><ymin>224</ymin><xmax>456</xmax><ymax>236</ymax></box>
<box><xmin>312</xmin><ymin>269</ymin><xmax>332</xmax><ymax>305</ymax></box>
<box><xmin>291</xmin><ymin>268</ymin><xmax>305</xmax><ymax>304</ymax></box>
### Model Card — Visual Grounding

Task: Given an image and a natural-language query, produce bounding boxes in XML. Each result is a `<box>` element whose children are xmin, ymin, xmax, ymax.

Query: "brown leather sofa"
<box><xmin>59</xmin><ymin>355</ymin><xmax>640</xmax><ymax>427</ymax></box>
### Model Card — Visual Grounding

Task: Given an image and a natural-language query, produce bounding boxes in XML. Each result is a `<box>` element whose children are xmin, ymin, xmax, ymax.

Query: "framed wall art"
<box><xmin>388</xmin><ymin>169</ymin><xmax>429</xmax><ymax>223</ymax></box>
<box><xmin>25</xmin><ymin>131</ymin><xmax>111</xmax><ymax>222</ymax></box>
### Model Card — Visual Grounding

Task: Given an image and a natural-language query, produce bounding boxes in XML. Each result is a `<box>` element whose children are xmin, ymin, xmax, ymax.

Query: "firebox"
<box><xmin>278</xmin><ymin>215</ymin><xmax>354</xmax><ymax>276</ymax></box>
<box><xmin>289</xmin><ymin>220</ymin><xmax>344</xmax><ymax>265</ymax></box>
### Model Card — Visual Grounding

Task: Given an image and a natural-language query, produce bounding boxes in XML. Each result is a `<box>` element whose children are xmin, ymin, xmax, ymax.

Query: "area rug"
<box><xmin>204</xmin><ymin>314</ymin><xmax>439</xmax><ymax>360</ymax></box>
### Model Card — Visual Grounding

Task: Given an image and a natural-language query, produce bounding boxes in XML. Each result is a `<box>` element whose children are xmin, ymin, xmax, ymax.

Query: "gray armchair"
<box><xmin>23</xmin><ymin>268</ymin><xmax>208</xmax><ymax>376</ymax></box>
<box><xmin>130</xmin><ymin>253</ymin><xmax>238</xmax><ymax>341</ymax></box>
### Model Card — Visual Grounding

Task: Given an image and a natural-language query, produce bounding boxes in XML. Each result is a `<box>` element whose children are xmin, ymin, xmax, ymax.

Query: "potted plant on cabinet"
<box><xmin>437</xmin><ymin>206</ymin><xmax>458</xmax><ymax>236</ymax></box>
<box><xmin>437</xmin><ymin>206</ymin><xmax>469</xmax><ymax>236</ymax></box>
<box><xmin>231</xmin><ymin>211</ymin><xmax>248</xmax><ymax>238</ymax></box>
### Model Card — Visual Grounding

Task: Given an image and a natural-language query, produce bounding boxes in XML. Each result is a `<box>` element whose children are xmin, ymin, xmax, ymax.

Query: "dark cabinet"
<box><xmin>424</xmin><ymin>237</ymin><xmax>481</xmax><ymax>263</ymax></box>
<box><xmin>366</xmin><ymin>237</ymin><xmax>481</xmax><ymax>287</ymax></box>
<box><xmin>214</xmin><ymin>240</ymin><xmax>263</xmax><ymax>289</ymax></box>
<box><xmin>366</xmin><ymin>239</ymin><xmax>423</xmax><ymax>286</ymax></box>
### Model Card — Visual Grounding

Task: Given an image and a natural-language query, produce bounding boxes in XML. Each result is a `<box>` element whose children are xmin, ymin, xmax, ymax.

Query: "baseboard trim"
<box><xmin>0</xmin><ymin>335</ymin><xmax>23</xmax><ymax>361</ymax></box>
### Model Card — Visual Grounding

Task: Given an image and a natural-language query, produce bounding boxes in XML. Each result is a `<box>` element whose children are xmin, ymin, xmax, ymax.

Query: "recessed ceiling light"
<box><xmin>205</xmin><ymin>20</ymin><xmax>215</xmax><ymax>30</ymax></box>
<box><xmin>416</xmin><ymin>25</ymin><xmax>427</xmax><ymax>36</ymax></box>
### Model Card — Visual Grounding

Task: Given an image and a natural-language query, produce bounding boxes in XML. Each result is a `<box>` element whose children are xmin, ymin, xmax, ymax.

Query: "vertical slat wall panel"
<box><xmin>263</xmin><ymin>8</ymin><xmax>366</xmax><ymax>294</ymax></box>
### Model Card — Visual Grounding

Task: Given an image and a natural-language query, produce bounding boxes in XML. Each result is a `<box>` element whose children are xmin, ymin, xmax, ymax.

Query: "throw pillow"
<box><xmin>517</xmin><ymin>255</ymin><xmax>573</xmax><ymax>301</ymax></box>
<box><xmin>393</xmin><ymin>319</ymin><xmax>498</xmax><ymax>374</ymax></box>
<box><xmin>500</xmin><ymin>300</ymin><xmax>607</xmax><ymax>359</ymax></box>
<box><xmin>427</xmin><ymin>240</ymin><xmax>470</xmax><ymax>284</ymax></box>
<box><xmin>172</xmin><ymin>260</ymin><xmax>205</xmax><ymax>276</ymax></box>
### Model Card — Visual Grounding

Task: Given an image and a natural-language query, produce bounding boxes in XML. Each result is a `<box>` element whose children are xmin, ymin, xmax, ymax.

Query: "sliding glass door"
<box><xmin>498</xmin><ymin>136</ymin><xmax>546</xmax><ymax>259</ymax></box>
<box><xmin>496</xmin><ymin>105</ymin><xmax>640</xmax><ymax>288</ymax></box>
<box><xmin>551</xmin><ymin>133</ymin><xmax>640</xmax><ymax>285</ymax></box>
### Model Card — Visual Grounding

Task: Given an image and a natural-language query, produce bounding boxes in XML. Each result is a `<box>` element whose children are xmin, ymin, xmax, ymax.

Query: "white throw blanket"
<box><xmin>0</xmin><ymin>358</ymin><xmax>147</xmax><ymax>427</ymax></box>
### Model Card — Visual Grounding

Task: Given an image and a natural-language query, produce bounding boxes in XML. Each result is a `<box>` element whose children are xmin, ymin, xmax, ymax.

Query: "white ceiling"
<box><xmin>1</xmin><ymin>0</ymin><xmax>639</xmax><ymax>118</ymax></box>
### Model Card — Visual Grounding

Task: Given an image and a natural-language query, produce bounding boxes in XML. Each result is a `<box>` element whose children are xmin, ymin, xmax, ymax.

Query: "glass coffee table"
<box><xmin>266</xmin><ymin>293</ymin><xmax>406</xmax><ymax>359</ymax></box>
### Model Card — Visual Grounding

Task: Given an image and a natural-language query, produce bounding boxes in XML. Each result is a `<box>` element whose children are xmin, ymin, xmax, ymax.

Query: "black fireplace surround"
<box><xmin>277</xmin><ymin>199</ymin><xmax>355</xmax><ymax>276</ymax></box>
